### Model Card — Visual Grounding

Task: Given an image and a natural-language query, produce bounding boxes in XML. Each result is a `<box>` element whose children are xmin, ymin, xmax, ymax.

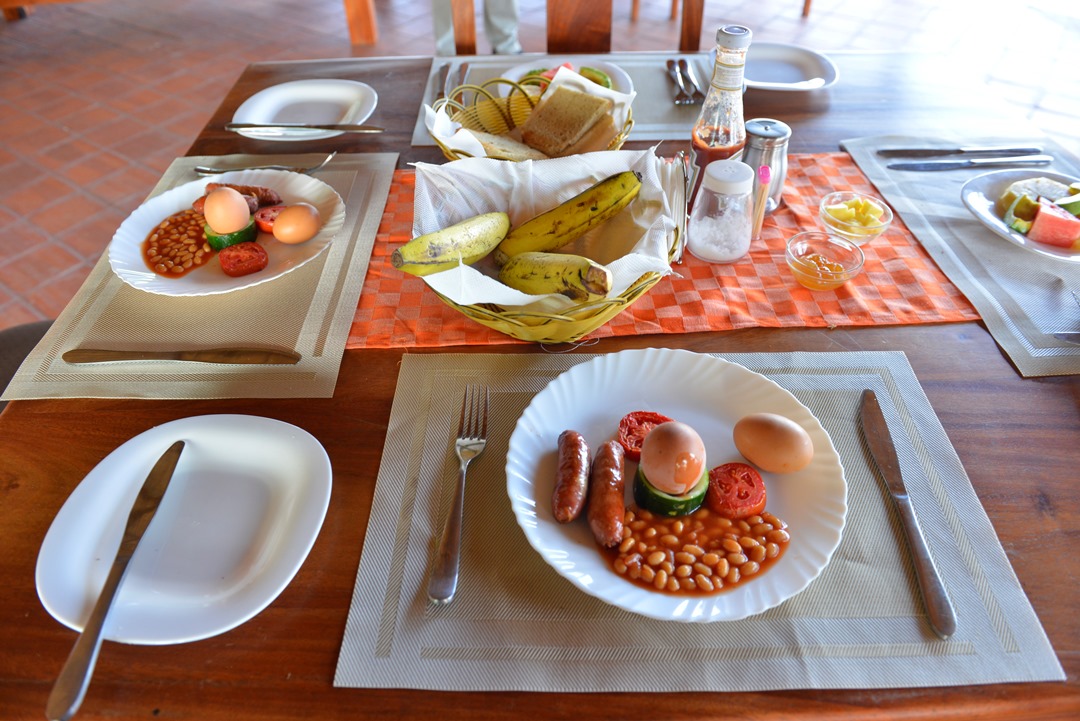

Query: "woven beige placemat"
<box><xmin>2</xmin><ymin>152</ymin><xmax>396</xmax><ymax>400</ymax></box>
<box><xmin>412</xmin><ymin>53</ymin><xmax>701</xmax><ymax>148</ymax></box>
<box><xmin>843</xmin><ymin>135</ymin><xmax>1080</xmax><ymax>377</ymax></box>
<box><xmin>334</xmin><ymin>351</ymin><xmax>1062</xmax><ymax>692</ymax></box>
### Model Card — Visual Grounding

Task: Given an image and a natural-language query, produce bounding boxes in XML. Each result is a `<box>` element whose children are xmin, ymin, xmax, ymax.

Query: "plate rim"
<box><xmin>743</xmin><ymin>41</ymin><xmax>839</xmax><ymax>90</ymax></box>
<box><xmin>34</xmin><ymin>413</ymin><xmax>332</xmax><ymax>645</ymax></box>
<box><xmin>498</xmin><ymin>58</ymin><xmax>635</xmax><ymax>95</ymax></box>
<box><xmin>960</xmin><ymin>168</ymin><xmax>1080</xmax><ymax>263</ymax></box>
<box><xmin>231</xmin><ymin>78</ymin><xmax>378</xmax><ymax>140</ymax></box>
<box><xmin>504</xmin><ymin>347</ymin><xmax>848</xmax><ymax>623</ymax></box>
<box><xmin>107</xmin><ymin>168</ymin><xmax>346</xmax><ymax>296</ymax></box>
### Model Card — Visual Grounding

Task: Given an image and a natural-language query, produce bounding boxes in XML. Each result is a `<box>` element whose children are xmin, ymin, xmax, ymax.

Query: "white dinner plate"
<box><xmin>499</xmin><ymin>59</ymin><xmax>634</xmax><ymax>95</ymax></box>
<box><xmin>231</xmin><ymin>79</ymin><xmax>378</xmax><ymax>140</ymax></box>
<box><xmin>108</xmin><ymin>169</ymin><xmax>346</xmax><ymax>296</ymax></box>
<box><xmin>743</xmin><ymin>42</ymin><xmax>838</xmax><ymax>91</ymax></box>
<box><xmin>505</xmin><ymin>348</ymin><xmax>847</xmax><ymax>623</ymax></box>
<box><xmin>961</xmin><ymin>169</ymin><xmax>1080</xmax><ymax>263</ymax></box>
<box><xmin>36</xmin><ymin>415</ymin><xmax>332</xmax><ymax>645</ymax></box>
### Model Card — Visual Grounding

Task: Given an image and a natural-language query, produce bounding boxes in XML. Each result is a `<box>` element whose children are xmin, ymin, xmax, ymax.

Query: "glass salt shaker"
<box><xmin>743</xmin><ymin>118</ymin><xmax>791</xmax><ymax>214</ymax></box>
<box><xmin>687</xmin><ymin>159</ymin><xmax>755</xmax><ymax>264</ymax></box>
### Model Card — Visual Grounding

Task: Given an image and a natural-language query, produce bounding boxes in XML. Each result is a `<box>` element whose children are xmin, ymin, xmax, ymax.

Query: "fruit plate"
<box><xmin>505</xmin><ymin>348</ymin><xmax>848</xmax><ymax>622</ymax></box>
<box><xmin>961</xmin><ymin>169</ymin><xmax>1080</xmax><ymax>263</ymax></box>
<box><xmin>108</xmin><ymin>169</ymin><xmax>346</xmax><ymax>296</ymax></box>
<box><xmin>499</xmin><ymin>59</ymin><xmax>633</xmax><ymax>95</ymax></box>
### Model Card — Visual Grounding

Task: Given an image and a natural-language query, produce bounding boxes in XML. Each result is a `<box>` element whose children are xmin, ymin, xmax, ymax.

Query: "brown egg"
<box><xmin>272</xmin><ymin>203</ymin><xmax>322</xmax><ymax>244</ymax></box>
<box><xmin>203</xmin><ymin>187</ymin><xmax>251</xmax><ymax>234</ymax></box>
<box><xmin>733</xmin><ymin>412</ymin><xmax>814</xmax><ymax>474</ymax></box>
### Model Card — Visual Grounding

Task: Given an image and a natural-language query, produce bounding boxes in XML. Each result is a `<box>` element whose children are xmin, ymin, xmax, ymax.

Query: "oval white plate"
<box><xmin>506</xmin><ymin>348</ymin><xmax>847</xmax><ymax>623</ymax></box>
<box><xmin>232</xmin><ymin>79</ymin><xmax>378</xmax><ymax>140</ymax></box>
<box><xmin>108</xmin><ymin>169</ymin><xmax>345</xmax><ymax>296</ymax></box>
<box><xmin>743</xmin><ymin>42</ymin><xmax>838</xmax><ymax>91</ymax></box>
<box><xmin>36</xmin><ymin>415</ymin><xmax>332</xmax><ymax>645</ymax></box>
<box><xmin>961</xmin><ymin>169</ymin><xmax>1080</xmax><ymax>263</ymax></box>
<box><xmin>499</xmin><ymin>59</ymin><xmax>634</xmax><ymax>95</ymax></box>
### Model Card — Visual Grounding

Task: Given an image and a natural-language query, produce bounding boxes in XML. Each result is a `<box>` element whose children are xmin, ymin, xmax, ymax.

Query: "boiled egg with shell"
<box><xmin>639</xmin><ymin>421</ymin><xmax>707</xmax><ymax>495</ymax></box>
<box><xmin>203</xmin><ymin>187</ymin><xmax>251</xmax><ymax>234</ymax></box>
<box><xmin>733</xmin><ymin>412</ymin><xmax>814</xmax><ymax>474</ymax></box>
<box><xmin>272</xmin><ymin>203</ymin><xmax>322</xmax><ymax>244</ymax></box>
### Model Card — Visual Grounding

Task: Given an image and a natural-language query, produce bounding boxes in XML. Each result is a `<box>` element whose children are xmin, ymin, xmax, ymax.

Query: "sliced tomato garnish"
<box><xmin>706</xmin><ymin>463</ymin><xmax>767</xmax><ymax>520</ymax></box>
<box><xmin>253</xmin><ymin>204</ymin><xmax>287</xmax><ymax>234</ymax></box>
<box><xmin>218</xmin><ymin>241</ymin><xmax>269</xmax><ymax>277</ymax></box>
<box><xmin>616</xmin><ymin>410</ymin><xmax>674</xmax><ymax>462</ymax></box>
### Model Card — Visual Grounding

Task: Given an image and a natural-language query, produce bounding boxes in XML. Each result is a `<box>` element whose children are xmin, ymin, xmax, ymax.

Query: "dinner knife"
<box><xmin>62</xmin><ymin>348</ymin><xmax>302</xmax><ymax>365</ymax></box>
<box><xmin>1052</xmin><ymin>332</ymin><xmax>1080</xmax><ymax>345</ymax></box>
<box><xmin>887</xmin><ymin>154</ymin><xmax>1053</xmax><ymax>171</ymax></box>
<box><xmin>877</xmin><ymin>145</ymin><xmax>1044</xmax><ymax>158</ymax></box>
<box><xmin>859</xmin><ymin>390</ymin><xmax>957</xmax><ymax>640</ymax></box>
<box><xmin>224</xmin><ymin>122</ymin><xmax>384</xmax><ymax>134</ymax></box>
<box><xmin>677</xmin><ymin>58</ymin><xmax>706</xmax><ymax>103</ymax></box>
<box><xmin>46</xmin><ymin>440</ymin><xmax>186</xmax><ymax>721</ymax></box>
<box><xmin>434</xmin><ymin>61</ymin><xmax>450</xmax><ymax>101</ymax></box>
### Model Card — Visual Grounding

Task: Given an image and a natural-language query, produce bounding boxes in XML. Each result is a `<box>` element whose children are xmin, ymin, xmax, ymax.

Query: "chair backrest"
<box><xmin>679</xmin><ymin>0</ymin><xmax>704</xmax><ymax>52</ymax></box>
<box><xmin>450</xmin><ymin>0</ymin><xmax>477</xmax><ymax>55</ymax></box>
<box><xmin>547</xmin><ymin>0</ymin><xmax>612</xmax><ymax>54</ymax></box>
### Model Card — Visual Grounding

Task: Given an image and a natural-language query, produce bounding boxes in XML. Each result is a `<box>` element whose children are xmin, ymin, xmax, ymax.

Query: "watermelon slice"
<box><xmin>1027</xmin><ymin>198</ymin><xmax>1080</xmax><ymax>248</ymax></box>
<box><xmin>541</xmin><ymin>62</ymin><xmax>575</xmax><ymax>80</ymax></box>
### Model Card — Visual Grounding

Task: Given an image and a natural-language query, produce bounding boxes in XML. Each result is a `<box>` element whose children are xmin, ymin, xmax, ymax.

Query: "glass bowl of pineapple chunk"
<box><xmin>819</xmin><ymin>191</ymin><xmax>893</xmax><ymax>245</ymax></box>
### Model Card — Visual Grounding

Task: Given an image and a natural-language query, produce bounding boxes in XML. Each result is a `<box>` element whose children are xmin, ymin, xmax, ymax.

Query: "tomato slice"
<box><xmin>218</xmin><ymin>241</ymin><xmax>269</xmax><ymax>277</ymax></box>
<box><xmin>706</xmin><ymin>463</ymin><xmax>767</xmax><ymax>520</ymax></box>
<box><xmin>254</xmin><ymin>204</ymin><xmax>287</xmax><ymax>234</ymax></box>
<box><xmin>616</xmin><ymin>411</ymin><xmax>674</xmax><ymax>461</ymax></box>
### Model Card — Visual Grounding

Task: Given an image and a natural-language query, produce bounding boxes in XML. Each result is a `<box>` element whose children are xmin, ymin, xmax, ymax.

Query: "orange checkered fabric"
<box><xmin>348</xmin><ymin>154</ymin><xmax>979</xmax><ymax>348</ymax></box>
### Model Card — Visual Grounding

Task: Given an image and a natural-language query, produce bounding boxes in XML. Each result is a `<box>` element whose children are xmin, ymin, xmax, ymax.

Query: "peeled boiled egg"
<box><xmin>203</xmin><ymin>187</ymin><xmax>251</xmax><ymax>234</ymax></box>
<box><xmin>733</xmin><ymin>412</ymin><xmax>814</xmax><ymax>474</ymax></box>
<box><xmin>272</xmin><ymin>203</ymin><xmax>322</xmax><ymax>244</ymax></box>
<box><xmin>639</xmin><ymin>421</ymin><xmax>707</xmax><ymax>495</ymax></box>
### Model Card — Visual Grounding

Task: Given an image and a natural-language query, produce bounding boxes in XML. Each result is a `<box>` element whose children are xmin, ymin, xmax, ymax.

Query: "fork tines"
<box><xmin>459</xmin><ymin>385</ymin><xmax>489</xmax><ymax>440</ymax></box>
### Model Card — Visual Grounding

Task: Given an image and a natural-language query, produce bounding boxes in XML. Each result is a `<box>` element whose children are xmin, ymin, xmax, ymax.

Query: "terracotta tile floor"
<box><xmin>1</xmin><ymin>0</ymin><xmax>1077</xmax><ymax>332</ymax></box>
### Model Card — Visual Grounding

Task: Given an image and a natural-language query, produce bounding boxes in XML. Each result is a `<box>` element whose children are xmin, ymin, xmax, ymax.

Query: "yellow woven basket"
<box><xmin>430</xmin><ymin>76</ymin><xmax>634</xmax><ymax>162</ymax></box>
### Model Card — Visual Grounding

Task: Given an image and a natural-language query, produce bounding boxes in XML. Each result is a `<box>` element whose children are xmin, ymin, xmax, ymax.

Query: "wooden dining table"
<box><xmin>0</xmin><ymin>52</ymin><xmax>1076</xmax><ymax>720</ymax></box>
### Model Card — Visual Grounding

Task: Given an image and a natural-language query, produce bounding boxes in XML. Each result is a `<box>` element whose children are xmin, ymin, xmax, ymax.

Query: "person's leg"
<box><xmin>483</xmin><ymin>0</ymin><xmax>522</xmax><ymax>54</ymax></box>
<box><xmin>432</xmin><ymin>0</ymin><xmax>456</xmax><ymax>56</ymax></box>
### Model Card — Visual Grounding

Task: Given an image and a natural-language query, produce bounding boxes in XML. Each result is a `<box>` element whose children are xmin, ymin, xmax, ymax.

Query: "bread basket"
<box><xmin>430</xmin><ymin>76</ymin><xmax>634</xmax><ymax>162</ymax></box>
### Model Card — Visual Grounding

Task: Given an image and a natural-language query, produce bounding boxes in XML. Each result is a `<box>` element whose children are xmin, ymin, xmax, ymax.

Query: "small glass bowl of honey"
<box><xmin>785</xmin><ymin>231</ymin><xmax>864</xmax><ymax>290</ymax></box>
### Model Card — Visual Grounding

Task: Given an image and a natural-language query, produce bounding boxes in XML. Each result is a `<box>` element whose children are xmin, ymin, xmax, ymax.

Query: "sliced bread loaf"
<box><xmin>521</xmin><ymin>86</ymin><xmax>614</xmax><ymax>157</ymax></box>
<box><xmin>470</xmin><ymin>130</ymin><xmax>550</xmax><ymax>161</ymax></box>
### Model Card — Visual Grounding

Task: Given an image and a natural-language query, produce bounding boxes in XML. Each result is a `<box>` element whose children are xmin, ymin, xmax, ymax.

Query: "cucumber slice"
<box><xmin>633</xmin><ymin>466</ymin><xmax>708</xmax><ymax>517</ymax></box>
<box><xmin>204</xmin><ymin>217</ymin><xmax>256</xmax><ymax>251</ymax></box>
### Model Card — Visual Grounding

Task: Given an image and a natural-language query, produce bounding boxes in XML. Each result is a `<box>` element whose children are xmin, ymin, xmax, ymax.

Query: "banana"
<box><xmin>493</xmin><ymin>171</ymin><xmax>642</xmax><ymax>266</ymax></box>
<box><xmin>498</xmin><ymin>251</ymin><xmax>612</xmax><ymax>301</ymax></box>
<box><xmin>391</xmin><ymin>212</ymin><xmax>509</xmax><ymax>276</ymax></box>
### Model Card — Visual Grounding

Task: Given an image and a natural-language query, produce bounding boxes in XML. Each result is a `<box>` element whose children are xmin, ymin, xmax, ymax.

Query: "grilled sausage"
<box><xmin>192</xmin><ymin>184</ymin><xmax>283</xmax><ymax>214</ymax></box>
<box><xmin>552</xmin><ymin>430</ymin><xmax>590</xmax><ymax>523</ymax></box>
<box><xmin>587</xmin><ymin>440</ymin><xmax>626</xmax><ymax>547</ymax></box>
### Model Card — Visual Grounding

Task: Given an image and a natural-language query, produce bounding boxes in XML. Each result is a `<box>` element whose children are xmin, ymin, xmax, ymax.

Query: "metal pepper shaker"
<box><xmin>743</xmin><ymin>118</ymin><xmax>791</xmax><ymax>214</ymax></box>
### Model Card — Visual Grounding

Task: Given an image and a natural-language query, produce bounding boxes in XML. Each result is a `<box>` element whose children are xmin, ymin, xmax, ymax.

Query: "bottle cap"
<box><xmin>746</xmin><ymin>118</ymin><xmax>792</xmax><ymax>147</ymax></box>
<box><xmin>716</xmin><ymin>24</ymin><xmax>753</xmax><ymax>49</ymax></box>
<box><xmin>702</xmin><ymin>160</ymin><xmax>754</xmax><ymax>195</ymax></box>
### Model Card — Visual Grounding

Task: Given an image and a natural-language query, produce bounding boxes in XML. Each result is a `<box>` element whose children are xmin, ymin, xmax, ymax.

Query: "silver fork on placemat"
<box><xmin>428</xmin><ymin>385</ymin><xmax>489</xmax><ymax>604</ymax></box>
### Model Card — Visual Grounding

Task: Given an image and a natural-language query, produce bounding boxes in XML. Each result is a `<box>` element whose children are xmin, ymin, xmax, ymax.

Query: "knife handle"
<box><xmin>893</xmin><ymin>494</ymin><xmax>958</xmax><ymax>639</ymax></box>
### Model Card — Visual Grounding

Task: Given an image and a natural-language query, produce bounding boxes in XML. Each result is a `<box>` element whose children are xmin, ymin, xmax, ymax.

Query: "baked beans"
<box><xmin>143</xmin><ymin>209</ymin><xmax>214</xmax><ymax>277</ymax></box>
<box><xmin>603</xmin><ymin>506</ymin><xmax>790</xmax><ymax>595</ymax></box>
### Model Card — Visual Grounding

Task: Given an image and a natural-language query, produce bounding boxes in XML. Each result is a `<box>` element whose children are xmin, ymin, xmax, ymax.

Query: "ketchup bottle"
<box><xmin>690</xmin><ymin>24</ymin><xmax>752</xmax><ymax>205</ymax></box>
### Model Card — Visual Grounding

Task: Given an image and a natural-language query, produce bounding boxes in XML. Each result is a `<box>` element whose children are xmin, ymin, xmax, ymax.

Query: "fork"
<box><xmin>193</xmin><ymin>151</ymin><xmax>337</xmax><ymax>176</ymax></box>
<box><xmin>665</xmin><ymin>59</ymin><xmax>694</xmax><ymax>106</ymax></box>
<box><xmin>428</xmin><ymin>385</ymin><xmax>489</xmax><ymax>604</ymax></box>
<box><xmin>678</xmin><ymin>58</ymin><xmax>706</xmax><ymax>103</ymax></box>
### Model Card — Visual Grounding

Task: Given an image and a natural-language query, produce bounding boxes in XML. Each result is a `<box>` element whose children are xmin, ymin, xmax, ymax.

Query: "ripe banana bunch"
<box><xmin>391</xmin><ymin>212</ymin><xmax>509</xmax><ymax>276</ymax></box>
<box><xmin>498</xmin><ymin>251</ymin><xmax>613</xmax><ymax>301</ymax></box>
<box><xmin>493</xmin><ymin>171</ymin><xmax>642</xmax><ymax>266</ymax></box>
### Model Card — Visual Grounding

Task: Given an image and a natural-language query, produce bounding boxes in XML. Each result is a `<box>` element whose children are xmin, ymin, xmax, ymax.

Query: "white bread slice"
<box><xmin>521</xmin><ymin>86</ymin><xmax>614</xmax><ymax>157</ymax></box>
<box><xmin>469</xmin><ymin>130</ymin><xmax>550</xmax><ymax>161</ymax></box>
<box><xmin>559</xmin><ymin>113</ymin><xmax>619</xmax><ymax>156</ymax></box>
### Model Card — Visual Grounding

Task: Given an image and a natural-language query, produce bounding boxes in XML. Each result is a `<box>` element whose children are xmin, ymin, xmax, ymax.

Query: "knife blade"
<box><xmin>449</xmin><ymin>61</ymin><xmax>470</xmax><ymax>105</ymax></box>
<box><xmin>62</xmin><ymin>348</ymin><xmax>301</xmax><ymax>365</ymax></box>
<box><xmin>677</xmin><ymin>58</ymin><xmax>706</xmax><ymax>103</ymax></box>
<box><xmin>887</xmin><ymin>154</ymin><xmax>1053</xmax><ymax>171</ymax></box>
<box><xmin>877</xmin><ymin>145</ymin><xmax>1044</xmax><ymax>158</ymax></box>
<box><xmin>1052</xmin><ymin>332</ymin><xmax>1080</xmax><ymax>345</ymax></box>
<box><xmin>46</xmin><ymin>440</ymin><xmax>186</xmax><ymax>721</ymax></box>
<box><xmin>434</xmin><ymin>62</ymin><xmax>450</xmax><ymax>101</ymax></box>
<box><xmin>224</xmin><ymin>122</ymin><xmax>384</xmax><ymax>134</ymax></box>
<box><xmin>859</xmin><ymin>390</ymin><xmax>957</xmax><ymax>640</ymax></box>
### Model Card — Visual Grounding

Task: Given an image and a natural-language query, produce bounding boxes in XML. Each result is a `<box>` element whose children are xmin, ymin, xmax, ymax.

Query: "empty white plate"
<box><xmin>232</xmin><ymin>79</ymin><xmax>378</xmax><ymax>140</ymax></box>
<box><xmin>744</xmin><ymin>42</ymin><xmax>838</xmax><ymax>91</ymax></box>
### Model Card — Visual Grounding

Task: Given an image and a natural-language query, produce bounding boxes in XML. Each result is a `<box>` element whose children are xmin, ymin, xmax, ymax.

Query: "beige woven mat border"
<box><xmin>334</xmin><ymin>350</ymin><xmax>1062</xmax><ymax>692</ymax></box>
<box><xmin>2</xmin><ymin>153</ymin><xmax>397</xmax><ymax>400</ymax></box>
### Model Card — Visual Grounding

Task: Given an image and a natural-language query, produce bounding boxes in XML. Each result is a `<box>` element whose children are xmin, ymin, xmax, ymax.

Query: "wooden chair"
<box><xmin>548</xmin><ymin>0</ymin><xmax>705</xmax><ymax>53</ymax></box>
<box><xmin>450</xmin><ymin>0</ymin><xmax>477</xmax><ymax>55</ymax></box>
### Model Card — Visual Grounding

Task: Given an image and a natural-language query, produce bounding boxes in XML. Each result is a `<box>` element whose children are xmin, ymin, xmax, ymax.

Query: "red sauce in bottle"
<box><xmin>691</xmin><ymin>125</ymin><xmax>746</xmax><ymax>204</ymax></box>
